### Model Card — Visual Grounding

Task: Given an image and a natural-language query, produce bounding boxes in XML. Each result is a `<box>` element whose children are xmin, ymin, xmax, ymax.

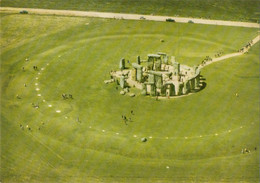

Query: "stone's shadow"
<box><xmin>199</xmin><ymin>75</ymin><xmax>206</xmax><ymax>81</ymax></box>
<box><xmin>192</xmin><ymin>75</ymin><xmax>207</xmax><ymax>93</ymax></box>
<box><xmin>199</xmin><ymin>81</ymin><xmax>207</xmax><ymax>90</ymax></box>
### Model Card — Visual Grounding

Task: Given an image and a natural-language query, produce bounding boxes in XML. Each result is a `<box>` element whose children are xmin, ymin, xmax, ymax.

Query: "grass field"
<box><xmin>1</xmin><ymin>13</ymin><xmax>259</xmax><ymax>182</ymax></box>
<box><xmin>1</xmin><ymin>0</ymin><xmax>260</xmax><ymax>22</ymax></box>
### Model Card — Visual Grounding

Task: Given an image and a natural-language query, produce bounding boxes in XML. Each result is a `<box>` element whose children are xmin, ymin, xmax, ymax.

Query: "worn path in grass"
<box><xmin>200</xmin><ymin>34</ymin><xmax>260</xmax><ymax>69</ymax></box>
<box><xmin>1</xmin><ymin>7</ymin><xmax>259</xmax><ymax>28</ymax></box>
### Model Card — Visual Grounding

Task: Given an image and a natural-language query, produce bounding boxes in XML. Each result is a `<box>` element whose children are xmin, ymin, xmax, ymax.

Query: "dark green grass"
<box><xmin>1</xmin><ymin>14</ymin><xmax>259</xmax><ymax>182</ymax></box>
<box><xmin>1</xmin><ymin>0</ymin><xmax>260</xmax><ymax>22</ymax></box>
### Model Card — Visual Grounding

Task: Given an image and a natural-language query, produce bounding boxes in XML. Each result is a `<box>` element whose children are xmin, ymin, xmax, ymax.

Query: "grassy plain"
<box><xmin>1</xmin><ymin>13</ymin><xmax>259</xmax><ymax>182</ymax></box>
<box><xmin>1</xmin><ymin>0</ymin><xmax>260</xmax><ymax>22</ymax></box>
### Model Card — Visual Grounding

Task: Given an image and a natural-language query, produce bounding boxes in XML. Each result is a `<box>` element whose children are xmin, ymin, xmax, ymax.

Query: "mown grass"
<box><xmin>1</xmin><ymin>0</ymin><xmax>260</xmax><ymax>22</ymax></box>
<box><xmin>1</xmin><ymin>14</ymin><xmax>259</xmax><ymax>182</ymax></box>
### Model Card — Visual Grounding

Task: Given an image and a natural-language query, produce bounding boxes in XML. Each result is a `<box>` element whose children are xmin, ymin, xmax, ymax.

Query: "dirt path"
<box><xmin>1</xmin><ymin>7</ymin><xmax>259</xmax><ymax>28</ymax></box>
<box><xmin>199</xmin><ymin>35</ymin><xmax>260</xmax><ymax>69</ymax></box>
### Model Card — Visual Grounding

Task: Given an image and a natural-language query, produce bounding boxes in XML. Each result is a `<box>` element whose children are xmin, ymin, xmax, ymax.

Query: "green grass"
<box><xmin>1</xmin><ymin>0</ymin><xmax>260</xmax><ymax>22</ymax></box>
<box><xmin>1</xmin><ymin>13</ymin><xmax>259</xmax><ymax>182</ymax></box>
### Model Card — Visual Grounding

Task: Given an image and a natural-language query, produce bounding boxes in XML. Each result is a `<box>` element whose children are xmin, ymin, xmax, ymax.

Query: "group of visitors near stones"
<box><xmin>121</xmin><ymin>110</ymin><xmax>134</xmax><ymax>125</ymax></box>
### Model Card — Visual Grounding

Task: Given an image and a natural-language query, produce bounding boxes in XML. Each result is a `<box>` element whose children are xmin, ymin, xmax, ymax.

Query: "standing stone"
<box><xmin>155</xmin><ymin>75</ymin><xmax>163</xmax><ymax>89</ymax></box>
<box><xmin>154</xmin><ymin>60</ymin><xmax>161</xmax><ymax>71</ymax></box>
<box><xmin>173</xmin><ymin>62</ymin><xmax>180</xmax><ymax>76</ymax></box>
<box><xmin>190</xmin><ymin>78</ymin><xmax>195</xmax><ymax>90</ymax></box>
<box><xmin>120</xmin><ymin>76</ymin><xmax>125</xmax><ymax>88</ymax></box>
<box><xmin>132</xmin><ymin>63</ymin><xmax>143</xmax><ymax>82</ymax></box>
<box><xmin>157</xmin><ymin>52</ymin><xmax>168</xmax><ymax>64</ymax></box>
<box><xmin>150</xmin><ymin>84</ymin><xmax>156</xmax><ymax>96</ymax></box>
<box><xmin>174</xmin><ymin>83</ymin><xmax>180</xmax><ymax>95</ymax></box>
<box><xmin>178</xmin><ymin>83</ymin><xmax>184</xmax><ymax>95</ymax></box>
<box><xmin>131</xmin><ymin>68</ymin><xmax>137</xmax><ymax>81</ymax></box>
<box><xmin>137</xmin><ymin>56</ymin><xmax>141</xmax><ymax>65</ymax></box>
<box><xmin>136</xmin><ymin>68</ymin><xmax>142</xmax><ymax>82</ymax></box>
<box><xmin>148</xmin><ymin>74</ymin><xmax>155</xmax><ymax>83</ymax></box>
<box><xmin>183</xmin><ymin>81</ymin><xmax>190</xmax><ymax>94</ymax></box>
<box><xmin>170</xmin><ymin>84</ymin><xmax>175</xmax><ymax>96</ymax></box>
<box><xmin>160</xmin><ymin>85</ymin><xmax>166</xmax><ymax>96</ymax></box>
<box><xmin>141</xmin><ymin>83</ymin><xmax>147</xmax><ymax>96</ymax></box>
<box><xmin>119</xmin><ymin>58</ymin><xmax>125</xmax><ymax>70</ymax></box>
<box><xmin>170</xmin><ymin>56</ymin><xmax>176</xmax><ymax>65</ymax></box>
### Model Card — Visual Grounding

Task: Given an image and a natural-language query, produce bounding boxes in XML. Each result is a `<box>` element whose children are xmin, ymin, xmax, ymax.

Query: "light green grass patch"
<box><xmin>1</xmin><ymin>14</ymin><xmax>259</xmax><ymax>182</ymax></box>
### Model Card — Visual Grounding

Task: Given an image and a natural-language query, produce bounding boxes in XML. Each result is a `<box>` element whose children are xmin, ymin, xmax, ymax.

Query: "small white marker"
<box><xmin>116</xmin><ymin>133</ymin><xmax>119</xmax><ymax>135</ymax></box>
<box><xmin>36</xmin><ymin>77</ymin><xmax>38</xmax><ymax>80</ymax></box>
<box><xmin>38</xmin><ymin>73</ymin><xmax>41</xmax><ymax>75</ymax></box>
<box><xmin>149</xmin><ymin>136</ymin><xmax>152</xmax><ymax>139</ymax></box>
<box><xmin>185</xmin><ymin>137</ymin><xmax>188</xmax><ymax>139</ymax></box>
<box><xmin>133</xmin><ymin>135</ymin><xmax>137</xmax><ymax>137</ymax></box>
<box><xmin>47</xmin><ymin>63</ymin><xmax>49</xmax><ymax>65</ymax></box>
<box><xmin>35</xmin><ymin>83</ymin><xmax>38</xmax><ymax>86</ymax></box>
<box><xmin>43</xmin><ymin>100</ymin><xmax>46</xmax><ymax>102</ymax></box>
<box><xmin>166</xmin><ymin>166</ymin><xmax>170</xmax><ymax>169</ymax></box>
<box><xmin>37</xmin><ymin>94</ymin><xmax>41</xmax><ymax>97</ymax></box>
<box><xmin>41</xmin><ymin>68</ymin><xmax>44</xmax><ymax>70</ymax></box>
<box><xmin>56</xmin><ymin>110</ymin><xmax>61</xmax><ymax>113</ymax></box>
<box><xmin>102</xmin><ymin>130</ymin><xmax>105</xmax><ymax>132</ymax></box>
<box><xmin>228</xmin><ymin>130</ymin><xmax>231</xmax><ymax>133</ymax></box>
<box><xmin>89</xmin><ymin>126</ymin><xmax>92</xmax><ymax>128</ymax></box>
<box><xmin>240</xmin><ymin>126</ymin><xmax>243</xmax><ymax>128</ymax></box>
<box><xmin>215</xmin><ymin>133</ymin><xmax>218</xmax><ymax>136</ymax></box>
<box><xmin>36</xmin><ymin>88</ymin><xmax>40</xmax><ymax>91</ymax></box>
<box><xmin>165</xmin><ymin>137</ymin><xmax>169</xmax><ymax>139</ymax></box>
<box><xmin>48</xmin><ymin>104</ymin><xmax>52</xmax><ymax>107</ymax></box>
<box><xmin>199</xmin><ymin>135</ymin><xmax>202</xmax><ymax>138</ymax></box>
<box><xmin>65</xmin><ymin>116</ymin><xmax>68</xmax><ymax>119</ymax></box>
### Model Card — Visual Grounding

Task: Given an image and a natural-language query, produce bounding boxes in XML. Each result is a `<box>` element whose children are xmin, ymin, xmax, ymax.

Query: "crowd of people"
<box><xmin>215</xmin><ymin>50</ymin><xmax>224</xmax><ymax>58</ymax></box>
<box><xmin>62</xmin><ymin>93</ymin><xmax>73</xmax><ymax>100</ymax></box>
<box><xmin>238</xmin><ymin>40</ymin><xmax>253</xmax><ymax>53</ymax></box>
<box><xmin>201</xmin><ymin>56</ymin><xmax>212</xmax><ymax>66</ymax></box>
<box><xmin>121</xmin><ymin>110</ymin><xmax>134</xmax><ymax>125</ymax></box>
